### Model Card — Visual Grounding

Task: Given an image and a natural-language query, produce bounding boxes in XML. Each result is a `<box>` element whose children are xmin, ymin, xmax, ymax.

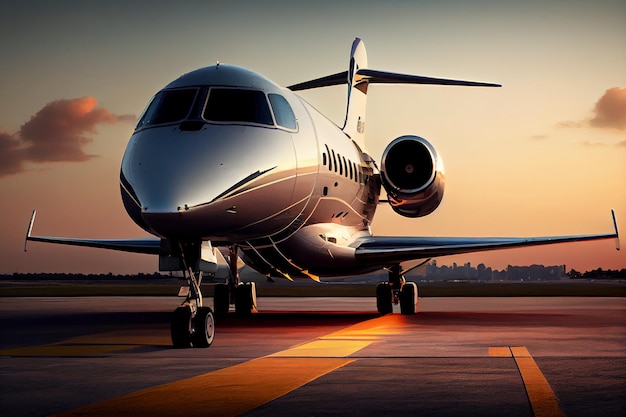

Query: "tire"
<box><xmin>376</xmin><ymin>283</ymin><xmax>393</xmax><ymax>315</ymax></box>
<box><xmin>400</xmin><ymin>282</ymin><xmax>418</xmax><ymax>315</ymax></box>
<box><xmin>192</xmin><ymin>307</ymin><xmax>215</xmax><ymax>348</ymax></box>
<box><xmin>235</xmin><ymin>282</ymin><xmax>256</xmax><ymax>316</ymax></box>
<box><xmin>171</xmin><ymin>306</ymin><xmax>193</xmax><ymax>348</ymax></box>
<box><xmin>214</xmin><ymin>283</ymin><xmax>230</xmax><ymax>316</ymax></box>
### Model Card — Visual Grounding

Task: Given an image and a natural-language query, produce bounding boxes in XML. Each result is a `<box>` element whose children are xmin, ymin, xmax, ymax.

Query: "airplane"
<box><xmin>25</xmin><ymin>38</ymin><xmax>620</xmax><ymax>348</ymax></box>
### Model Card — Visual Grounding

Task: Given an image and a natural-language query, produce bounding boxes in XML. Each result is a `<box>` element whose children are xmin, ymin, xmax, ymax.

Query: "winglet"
<box><xmin>24</xmin><ymin>210</ymin><xmax>37</xmax><ymax>252</ymax></box>
<box><xmin>611</xmin><ymin>209</ymin><xmax>620</xmax><ymax>251</ymax></box>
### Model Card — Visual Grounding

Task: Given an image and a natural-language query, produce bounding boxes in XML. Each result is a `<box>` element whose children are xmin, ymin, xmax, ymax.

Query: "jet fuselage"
<box><xmin>120</xmin><ymin>64</ymin><xmax>380</xmax><ymax>278</ymax></box>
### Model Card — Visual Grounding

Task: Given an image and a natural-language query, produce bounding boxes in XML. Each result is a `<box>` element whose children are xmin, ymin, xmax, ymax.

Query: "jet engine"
<box><xmin>380</xmin><ymin>135</ymin><xmax>445</xmax><ymax>218</ymax></box>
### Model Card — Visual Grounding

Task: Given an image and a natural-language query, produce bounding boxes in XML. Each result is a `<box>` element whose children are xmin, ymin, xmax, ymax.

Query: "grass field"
<box><xmin>0</xmin><ymin>280</ymin><xmax>624</xmax><ymax>297</ymax></box>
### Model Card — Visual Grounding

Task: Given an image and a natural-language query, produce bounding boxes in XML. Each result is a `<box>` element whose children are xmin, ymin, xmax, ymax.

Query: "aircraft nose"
<box><xmin>120</xmin><ymin>125</ymin><xmax>297</xmax><ymax>239</ymax></box>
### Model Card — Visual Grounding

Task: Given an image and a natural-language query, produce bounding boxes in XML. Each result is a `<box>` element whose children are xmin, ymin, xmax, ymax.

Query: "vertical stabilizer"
<box><xmin>342</xmin><ymin>38</ymin><xmax>368</xmax><ymax>146</ymax></box>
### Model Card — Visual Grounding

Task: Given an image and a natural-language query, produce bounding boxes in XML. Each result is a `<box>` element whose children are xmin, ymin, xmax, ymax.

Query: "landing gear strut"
<box><xmin>376</xmin><ymin>264</ymin><xmax>418</xmax><ymax>315</ymax></box>
<box><xmin>170</xmin><ymin>243</ymin><xmax>215</xmax><ymax>348</ymax></box>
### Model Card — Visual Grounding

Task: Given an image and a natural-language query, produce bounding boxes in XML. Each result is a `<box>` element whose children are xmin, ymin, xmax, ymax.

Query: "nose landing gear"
<box><xmin>170</xmin><ymin>270</ymin><xmax>216</xmax><ymax>348</ymax></box>
<box><xmin>170</xmin><ymin>243</ymin><xmax>215</xmax><ymax>348</ymax></box>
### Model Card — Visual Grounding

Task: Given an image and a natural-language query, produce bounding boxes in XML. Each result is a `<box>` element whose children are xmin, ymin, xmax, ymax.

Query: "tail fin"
<box><xmin>344</xmin><ymin>38</ymin><xmax>369</xmax><ymax>145</ymax></box>
<box><xmin>287</xmin><ymin>38</ymin><xmax>369</xmax><ymax>144</ymax></box>
<box><xmin>287</xmin><ymin>38</ymin><xmax>501</xmax><ymax>146</ymax></box>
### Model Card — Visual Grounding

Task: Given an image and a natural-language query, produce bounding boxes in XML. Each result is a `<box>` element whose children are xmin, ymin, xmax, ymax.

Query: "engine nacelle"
<box><xmin>380</xmin><ymin>135</ymin><xmax>445</xmax><ymax>218</ymax></box>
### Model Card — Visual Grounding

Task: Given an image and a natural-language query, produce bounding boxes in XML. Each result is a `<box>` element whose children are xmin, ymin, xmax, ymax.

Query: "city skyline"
<box><xmin>4</xmin><ymin>261</ymin><xmax>623</xmax><ymax>282</ymax></box>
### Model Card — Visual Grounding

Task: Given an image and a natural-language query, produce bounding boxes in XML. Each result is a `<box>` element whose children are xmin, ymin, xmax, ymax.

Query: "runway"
<box><xmin>0</xmin><ymin>296</ymin><xmax>624</xmax><ymax>417</ymax></box>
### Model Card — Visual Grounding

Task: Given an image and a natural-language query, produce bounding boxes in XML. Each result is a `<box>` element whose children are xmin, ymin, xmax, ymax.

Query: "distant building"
<box><xmin>506</xmin><ymin>265</ymin><xmax>566</xmax><ymax>281</ymax></box>
<box><xmin>423</xmin><ymin>261</ymin><xmax>566</xmax><ymax>281</ymax></box>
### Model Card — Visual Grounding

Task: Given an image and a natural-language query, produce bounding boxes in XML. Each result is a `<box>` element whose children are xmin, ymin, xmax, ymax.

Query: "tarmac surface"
<box><xmin>0</xmin><ymin>296</ymin><xmax>624</xmax><ymax>417</ymax></box>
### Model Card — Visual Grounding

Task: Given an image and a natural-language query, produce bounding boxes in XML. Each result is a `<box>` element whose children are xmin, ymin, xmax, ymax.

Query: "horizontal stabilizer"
<box><xmin>288</xmin><ymin>69</ymin><xmax>500</xmax><ymax>91</ymax></box>
<box><xmin>288</xmin><ymin>71</ymin><xmax>348</xmax><ymax>91</ymax></box>
<box><xmin>355</xmin><ymin>69</ymin><xmax>501</xmax><ymax>88</ymax></box>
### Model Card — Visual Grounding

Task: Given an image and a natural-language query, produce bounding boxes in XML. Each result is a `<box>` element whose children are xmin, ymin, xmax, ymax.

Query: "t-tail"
<box><xmin>288</xmin><ymin>37</ymin><xmax>502</xmax><ymax>146</ymax></box>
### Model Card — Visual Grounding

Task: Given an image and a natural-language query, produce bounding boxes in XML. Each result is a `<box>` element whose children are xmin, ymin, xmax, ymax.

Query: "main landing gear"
<box><xmin>212</xmin><ymin>246</ymin><xmax>257</xmax><ymax>317</ymax></box>
<box><xmin>376</xmin><ymin>264</ymin><xmax>418</xmax><ymax>315</ymax></box>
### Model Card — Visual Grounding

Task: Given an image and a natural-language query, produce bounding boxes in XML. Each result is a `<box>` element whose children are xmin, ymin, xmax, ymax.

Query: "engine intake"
<box><xmin>380</xmin><ymin>135</ymin><xmax>445</xmax><ymax>218</ymax></box>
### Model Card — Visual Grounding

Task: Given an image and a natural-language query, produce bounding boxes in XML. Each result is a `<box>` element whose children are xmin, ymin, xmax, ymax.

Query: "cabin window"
<box><xmin>136</xmin><ymin>88</ymin><xmax>198</xmax><ymax>128</ymax></box>
<box><xmin>325</xmin><ymin>145</ymin><xmax>332</xmax><ymax>171</ymax></box>
<box><xmin>337</xmin><ymin>153</ymin><xmax>343</xmax><ymax>176</ymax></box>
<box><xmin>268</xmin><ymin>94</ymin><xmax>297</xmax><ymax>129</ymax></box>
<box><xmin>204</xmin><ymin>88</ymin><xmax>273</xmax><ymax>125</ymax></box>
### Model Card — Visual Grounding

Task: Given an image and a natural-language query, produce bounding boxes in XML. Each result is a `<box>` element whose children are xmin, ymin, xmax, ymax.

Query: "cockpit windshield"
<box><xmin>135</xmin><ymin>86</ymin><xmax>298</xmax><ymax>132</ymax></box>
<box><xmin>136</xmin><ymin>88</ymin><xmax>198</xmax><ymax>129</ymax></box>
<box><xmin>203</xmin><ymin>88</ymin><xmax>273</xmax><ymax>125</ymax></box>
<box><xmin>268</xmin><ymin>94</ymin><xmax>297</xmax><ymax>130</ymax></box>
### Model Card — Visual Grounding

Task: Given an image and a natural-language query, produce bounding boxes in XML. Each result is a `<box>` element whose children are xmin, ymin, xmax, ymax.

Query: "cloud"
<box><xmin>617</xmin><ymin>140</ymin><xmax>626</xmax><ymax>147</ymax></box>
<box><xmin>589</xmin><ymin>87</ymin><xmax>626</xmax><ymax>131</ymax></box>
<box><xmin>0</xmin><ymin>97</ymin><xmax>135</xmax><ymax>177</ymax></box>
<box><xmin>0</xmin><ymin>133</ymin><xmax>25</xmax><ymax>177</ymax></box>
<box><xmin>559</xmin><ymin>87</ymin><xmax>626</xmax><ymax>131</ymax></box>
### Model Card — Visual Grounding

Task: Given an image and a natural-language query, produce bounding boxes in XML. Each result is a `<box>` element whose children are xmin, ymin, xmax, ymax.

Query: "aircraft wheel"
<box><xmin>400</xmin><ymin>282</ymin><xmax>418</xmax><ymax>315</ymax></box>
<box><xmin>171</xmin><ymin>306</ymin><xmax>193</xmax><ymax>348</ymax></box>
<box><xmin>376</xmin><ymin>283</ymin><xmax>393</xmax><ymax>315</ymax></box>
<box><xmin>214</xmin><ymin>283</ymin><xmax>230</xmax><ymax>316</ymax></box>
<box><xmin>235</xmin><ymin>282</ymin><xmax>256</xmax><ymax>316</ymax></box>
<box><xmin>192</xmin><ymin>307</ymin><xmax>215</xmax><ymax>348</ymax></box>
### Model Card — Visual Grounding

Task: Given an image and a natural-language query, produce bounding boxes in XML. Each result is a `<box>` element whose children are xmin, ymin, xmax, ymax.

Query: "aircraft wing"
<box><xmin>355</xmin><ymin>211</ymin><xmax>620</xmax><ymax>265</ymax></box>
<box><xmin>24</xmin><ymin>210</ymin><xmax>160</xmax><ymax>254</ymax></box>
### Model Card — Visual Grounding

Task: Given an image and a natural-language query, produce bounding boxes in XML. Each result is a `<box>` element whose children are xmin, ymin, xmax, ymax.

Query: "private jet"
<box><xmin>25</xmin><ymin>38</ymin><xmax>620</xmax><ymax>348</ymax></box>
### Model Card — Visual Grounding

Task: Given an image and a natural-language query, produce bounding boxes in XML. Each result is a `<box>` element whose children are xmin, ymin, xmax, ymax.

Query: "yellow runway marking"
<box><xmin>322</xmin><ymin>314</ymin><xmax>409</xmax><ymax>339</ymax></box>
<box><xmin>0</xmin><ymin>330</ymin><xmax>170</xmax><ymax>357</ymax></box>
<box><xmin>55</xmin><ymin>314</ymin><xmax>400</xmax><ymax>416</ymax></box>
<box><xmin>490</xmin><ymin>346</ymin><xmax>566</xmax><ymax>417</ymax></box>
<box><xmin>271</xmin><ymin>315</ymin><xmax>407</xmax><ymax>358</ymax></box>
<box><xmin>54</xmin><ymin>357</ymin><xmax>353</xmax><ymax>417</ymax></box>
<box><xmin>270</xmin><ymin>339</ymin><xmax>373</xmax><ymax>357</ymax></box>
<box><xmin>62</xmin><ymin>331</ymin><xmax>170</xmax><ymax>347</ymax></box>
<box><xmin>488</xmin><ymin>346</ymin><xmax>512</xmax><ymax>357</ymax></box>
<box><xmin>0</xmin><ymin>344</ymin><xmax>138</xmax><ymax>357</ymax></box>
<box><xmin>51</xmin><ymin>317</ymin><xmax>569</xmax><ymax>417</ymax></box>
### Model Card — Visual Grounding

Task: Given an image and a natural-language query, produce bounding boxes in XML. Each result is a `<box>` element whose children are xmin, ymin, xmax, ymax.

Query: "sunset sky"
<box><xmin>1</xmin><ymin>0</ymin><xmax>624</xmax><ymax>274</ymax></box>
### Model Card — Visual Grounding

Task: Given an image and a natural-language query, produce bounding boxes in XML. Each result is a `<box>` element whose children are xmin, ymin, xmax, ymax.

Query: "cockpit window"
<box><xmin>203</xmin><ymin>88</ymin><xmax>273</xmax><ymax>125</ymax></box>
<box><xmin>268</xmin><ymin>94</ymin><xmax>297</xmax><ymax>130</ymax></box>
<box><xmin>136</xmin><ymin>88</ymin><xmax>198</xmax><ymax>129</ymax></box>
